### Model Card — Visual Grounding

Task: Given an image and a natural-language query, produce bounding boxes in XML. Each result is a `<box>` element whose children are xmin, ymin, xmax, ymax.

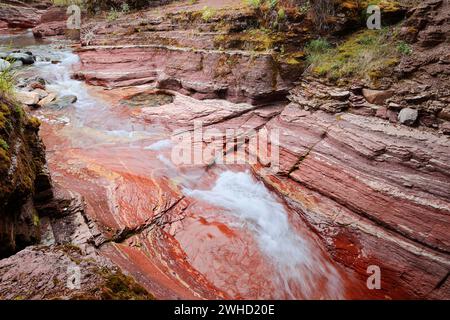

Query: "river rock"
<box><xmin>398</xmin><ymin>107</ymin><xmax>419</xmax><ymax>126</ymax></box>
<box><xmin>48</xmin><ymin>95</ymin><xmax>78</xmax><ymax>109</ymax></box>
<box><xmin>8</xmin><ymin>52</ymin><xmax>35</xmax><ymax>65</ymax></box>
<box><xmin>362</xmin><ymin>89</ymin><xmax>394</xmax><ymax>105</ymax></box>
<box><xmin>38</xmin><ymin>93</ymin><xmax>56</xmax><ymax>107</ymax></box>
<box><xmin>0</xmin><ymin>58</ymin><xmax>10</xmax><ymax>71</ymax></box>
<box><xmin>33</xmin><ymin>89</ymin><xmax>49</xmax><ymax>99</ymax></box>
<box><xmin>16</xmin><ymin>91</ymin><xmax>40</xmax><ymax>106</ymax></box>
<box><xmin>29</xmin><ymin>81</ymin><xmax>46</xmax><ymax>90</ymax></box>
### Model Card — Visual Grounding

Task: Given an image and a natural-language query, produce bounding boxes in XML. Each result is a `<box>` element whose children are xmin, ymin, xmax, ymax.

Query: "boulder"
<box><xmin>362</xmin><ymin>89</ymin><xmax>394</xmax><ymax>105</ymax></box>
<box><xmin>16</xmin><ymin>91</ymin><xmax>40</xmax><ymax>106</ymax></box>
<box><xmin>32</xmin><ymin>21</ymin><xmax>66</xmax><ymax>38</ymax></box>
<box><xmin>30</xmin><ymin>81</ymin><xmax>45</xmax><ymax>90</ymax></box>
<box><xmin>398</xmin><ymin>107</ymin><xmax>419</xmax><ymax>126</ymax></box>
<box><xmin>8</xmin><ymin>52</ymin><xmax>35</xmax><ymax>65</ymax></box>
<box><xmin>33</xmin><ymin>89</ymin><xmax>48</xmax><ymax>100</ymax></box>
<box><xmin>38</xmin><ymin>93</ymin><xmax>56</xmax><ymax>107</ymax></box>
<box><xmin>47</xmin><ymin>95</ymin><xmax>78</xmax><ymax>109</ymax></box>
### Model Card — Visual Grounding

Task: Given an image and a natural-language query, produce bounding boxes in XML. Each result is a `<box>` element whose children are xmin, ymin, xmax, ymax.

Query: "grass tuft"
<box><xmin>305</xmin><ymin>29</ymin><xmax>401</xmax><ymax>83</ymax></box>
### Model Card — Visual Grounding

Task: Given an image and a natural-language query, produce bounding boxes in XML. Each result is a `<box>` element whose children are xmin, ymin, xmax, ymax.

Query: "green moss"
<box><xmin>0</xmin><ymin>148</ymin><xmax>10</xmax><ymax>173</ymax></box>
<box><xmin>26</xmin><ymin>117</ymin><xmax>41</xmax><ymax>131</ymax></box>
<box><xmin>99</xmin><ymin>268</ymin><xmax>155</xmax><ymax>300</ymax></box>
<box><xmin>14</xmin><ymin>104</ymin><xmax>24</xmax><ymax>119</ymax></box>
<box><xmin>397</xmin><ymin>41</ymin><xmax>412</xmax><ymax>55</ymax></box>
<box><xmin>214</xmin><ymin>28</ymin><xmax>288</xmax><ymax>52</ymax></box>
<box><xmin>201</xmin><ymin>6</ymin><xmax>217</xmax><ymax>21</ymax></box>
<box><xmin>363</xmin><ymin>0</ymin><xmax>402</xmax><ymax>12</ymax></box>
<box><xmin>0</xmin><ymin>138</ymin><xmax>8</xmax><ymax>151</ymax></box>
<box><xmin>306</xmin><ymin>28</ymin><xmax>401</xmax><ymax>84</ymax></box>
<box><xmin>32</xmin><ymin>213</ymin><xmax>40</xmax><ymax>227</ymax></box>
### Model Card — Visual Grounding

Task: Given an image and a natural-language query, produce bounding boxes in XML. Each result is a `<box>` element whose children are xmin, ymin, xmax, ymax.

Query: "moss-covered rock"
<box><xmin>0</xmin><ymin>97</ymin><xmax>51</xmax><ymax>258</ymax></box>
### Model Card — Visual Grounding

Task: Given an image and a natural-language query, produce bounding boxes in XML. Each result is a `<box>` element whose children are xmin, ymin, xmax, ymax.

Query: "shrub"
<box><xmin>277</xmin><ymin>8</ymin><xmax>286</xmax><ymax>21</ymax></box>
<box><xmin>306</xmin><ymin>29</ymin><xmax>400</xmax><ymax>83</ymax></box>
<box><xmin>305</xmin><ymin>38</ymin><xmax>332</xmax><ymax>62</ymax></box>
<box><xmin>201</xmin><ymin>6</ymin><xmax>216</xmax><ymax>21</ymax></box>
<box><xmin>397</xmin><ymin>41</ymin><xmax>412</xmax><ymax>55</ymax></box>
<box><xmin>121</xmin><ymin>2</ymin><xmax>130</xmax><ymax>13</ymax></box>
<box><xmin>106</xmin><ymin>8</ymin><xmax>120</xmax><ymax>22</ymax></box>
<box><xmin>52</xmin><ymin>0</ymin><xmax>84</xmax><ymax>6</ymax></box>
<box><xmin>0</xmin><ymin>138</ymin><xmax>8</xmax><ymax>151</ymax></box>
<box><xmin>244</xmin><ymin>0</ymin><xmax>264</xmax><ymax>8</ymax></box>
<box><xmin>0</xmin><ymin>61</ymin><xmax>15</xmax><ymax>98</ymax></box>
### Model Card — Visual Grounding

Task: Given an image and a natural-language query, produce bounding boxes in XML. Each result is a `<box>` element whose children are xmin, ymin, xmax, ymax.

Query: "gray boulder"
<box><xmin>47</xmin><ymin>95</ymin><xmax>78</xmax><ymax>109</ymax></box>
<box><xmin>8</xmin><ymin>52</ymin><xmax>35</xmax><ymax>65</ymax></box>
<box><xmin>398</xmin><ymin>108</ymin><xmax>419</xmax><ymax>126</ymax></box>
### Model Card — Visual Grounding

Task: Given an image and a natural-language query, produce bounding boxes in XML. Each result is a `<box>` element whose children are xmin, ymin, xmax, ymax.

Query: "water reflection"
<box><xmin>0</xmin><ymin>29</ymin><xmax>48</xmax><ymax>47</ymax></box>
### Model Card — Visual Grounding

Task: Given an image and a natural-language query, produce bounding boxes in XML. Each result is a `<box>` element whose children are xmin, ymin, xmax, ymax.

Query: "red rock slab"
<box><xmin>249</xmin><ymin>104</ymin><xmax>450</xmax><ymax>299</ymax></box>
<box><xmin>100</xmin><ymin>227</ymin><xmax>229</xmax><ymax>300</ymax></box>
<box><xmin>260</xmin><ymin>108</ymin><xmax>450</xmax><ymax>252</ymax></box>
<box><xmin>74</xmin><ymin>46</ymin><xmax>292</xmax><ymax>104</ymax></box>
<box><xmin>0</xmin><ymin>3</ymin><xmax>43</xmax><ymax>28</ymax></box>
<box><xmin>139</xmin><ymin>91</ymin><xmax>257</xmax><ymax>129</ymax></box>
<box><xmin>290</xmin><ymin>152</ymin><xmax>450</xmax><ymax>252</ymax></box>
<box><xmin>46</xmin><ymin>144</ymin><xmax>187</xmax><ymax>239</ymax></box>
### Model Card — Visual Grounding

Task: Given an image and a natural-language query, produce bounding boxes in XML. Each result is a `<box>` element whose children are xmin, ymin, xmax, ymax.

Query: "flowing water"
<box><xmin>4</xmin><ymin>37</ymin><xmax>367</xmax><ymax>299</ymax></box>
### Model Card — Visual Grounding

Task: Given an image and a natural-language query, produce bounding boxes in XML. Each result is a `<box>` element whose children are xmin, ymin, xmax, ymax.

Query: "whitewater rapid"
<box><xmin>184</xmin><ymin>171</ymin><xmax>344</xmax><ymax>299</ymax></box>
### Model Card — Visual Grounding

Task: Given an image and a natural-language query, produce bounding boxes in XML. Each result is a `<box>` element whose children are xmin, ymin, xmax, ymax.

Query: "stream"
<box><xmin>4</xmin><ymin>34</ymin><xmax>366</xmax><ymax>300</ymax></box>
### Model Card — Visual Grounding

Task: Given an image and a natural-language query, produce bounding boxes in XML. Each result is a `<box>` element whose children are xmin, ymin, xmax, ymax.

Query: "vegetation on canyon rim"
<box><xmin>305</xmin><ymin>28</ymin><xmax>412</xmax><ymax>84</ymax></box>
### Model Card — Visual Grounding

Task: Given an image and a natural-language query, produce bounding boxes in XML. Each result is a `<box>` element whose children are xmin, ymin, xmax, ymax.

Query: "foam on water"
<box><xmin>36</xmin><ymin>52</ymin><xmax>97</xmax><ymax>110</ymax></box>
<box><xmin>144</xmin><ymin>139</ymin><xmax>173</xmax><ymax>151</ymax></box>
<box><xmin>184</xmin><ymin>170</ymin><xmax>344</xmax><ymax>299</ymax></box>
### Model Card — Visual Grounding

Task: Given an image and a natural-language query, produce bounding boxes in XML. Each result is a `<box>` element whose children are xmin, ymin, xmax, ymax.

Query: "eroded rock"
<box><xmin>16</xmin><ymin>91</ymin><xmax>40</xmax><ymax>106</ymax></box>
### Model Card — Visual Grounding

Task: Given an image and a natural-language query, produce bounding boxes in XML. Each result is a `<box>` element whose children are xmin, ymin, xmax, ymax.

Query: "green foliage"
<box><xmin>298</xmin><ymin>1</ymin><xmax>311</xmax><ymax>14</ymax></box>
<box><xmin>306</xmin><ymin>29</ymin><xmax>400</xmax><ymax>83</ymax></box>
<box><xmin>121</xmin><ymin>2</ymin><xmax>130</xmax><ymax>13</ymax></box>
<box><xmin>397</xmin><ymin>41</ymin><xmax>412</xmax><ymax>55</ymax></box>
<box><xmin>201</xmin><ymin>6</ymin><xmax>217</xmax><ymax>21</ymax></box>
<box><xmin>277</xmin><ymin>8</ymin><xmax>286</xmax><ymax>21</ymax></box>
<box><xmin>14</xmin><ymin>104</ymin><xmax>24</xmax><ymax>119</ymax></box>
<box><xmin>0</xmin><ymin>138</ymin><xmax>8</xmax><ymax>151</ymax></box>
<box><xmin>244</xmin><ymin>0</ymin><xmax>264</xmax><ymax>8</ymax></box>
<box><xmin>305</xmin><ymin>38</ymin><xmax>332</xmax><ymax>62</ymax></box>
<box><xmin>99</xmin><ymin>268</ymin><xmax>155</xmax><ymax>300</ymax></box>
<box><xmin>106</xmin><ymin>8</ymin><xmax>120</xmax><ymax>22</ymax></box>
<box><xmin>0</xmin><ymin>61</ymin><xmax>15</xmax><ymax>97</ymax></box>
<box><xmin>268</xmin><ymin>0</ymin><xmax>278</xmax><ymax>9</ymax></box>
<box><xmin>52</xmin><ymin>0</ymin><xmax>84</xmax><ymax>5</ymax></box>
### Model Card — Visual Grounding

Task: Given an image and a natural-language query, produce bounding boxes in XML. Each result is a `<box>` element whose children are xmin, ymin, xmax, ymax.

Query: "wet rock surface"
<box><xmin>0</xmin><ymin>0</ymin><xmax>449</xmax><ymax>301</ymax></box>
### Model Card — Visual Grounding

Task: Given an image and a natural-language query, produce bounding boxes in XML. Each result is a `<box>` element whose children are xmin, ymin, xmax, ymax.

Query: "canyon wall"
<box><xmin>0</xmin><ymin>97</ymin><xmax>51</xmax><ymax>258</ymax></box>
<box><xmin>70</xmin><ymin>0</ymin><xmax>449</xmax><ymax>299</ymax></box>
